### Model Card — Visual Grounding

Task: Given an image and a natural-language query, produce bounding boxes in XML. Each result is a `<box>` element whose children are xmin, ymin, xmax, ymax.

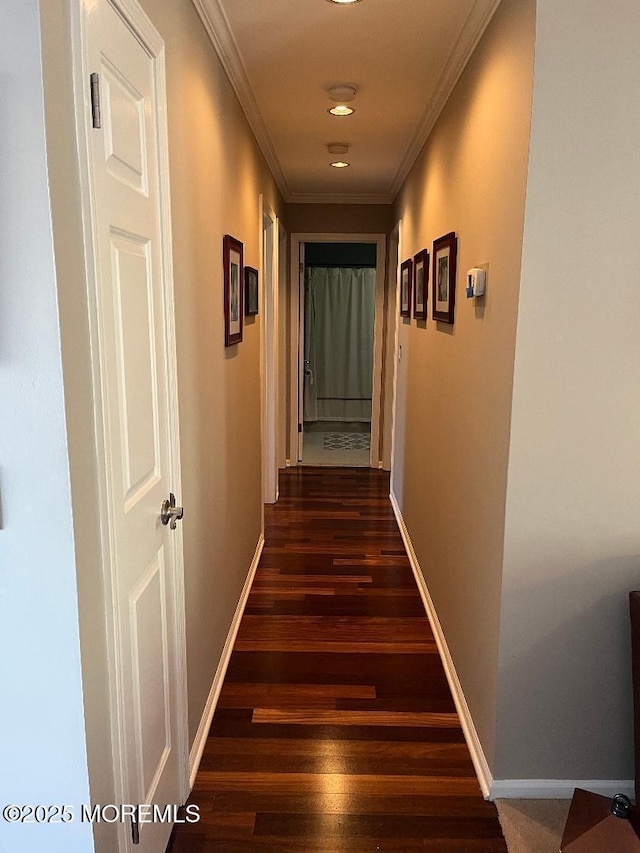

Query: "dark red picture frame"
<box><xmin>432</xmin><ymin>231</ymin><xmax>457</xmax><ymax>324</ymax></box>
<box><xmin>413</xmin><ymin>248</ymin><xmax>429</xmax><ymax>320</ymax></box>
<box><xmin>223</xmin><ymin>234</ymin><xmax>244</xmax><ymax>346</ymax></box>
<box><xmin>400</xmin><ymin>258</ymin><xmax>412</xmax><ymax>317</ymax></box>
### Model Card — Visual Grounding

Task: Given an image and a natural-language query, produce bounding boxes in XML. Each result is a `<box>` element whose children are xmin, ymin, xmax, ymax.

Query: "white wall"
<box><xmin>497</xmin><ymin>0</ymin><xmax>640</xmax><ymax>783</ymax></box>
<box><xmin>0</xmin><ymin>2</ymin><xmax>94</xmax><ymax>850</ymax></box>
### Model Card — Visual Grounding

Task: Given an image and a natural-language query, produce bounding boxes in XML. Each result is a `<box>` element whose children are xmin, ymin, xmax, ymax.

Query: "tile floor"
<box><xmin>301</xmin><ymin>421</ymin><xmax>371</xmax><ymax>467</ymax></box>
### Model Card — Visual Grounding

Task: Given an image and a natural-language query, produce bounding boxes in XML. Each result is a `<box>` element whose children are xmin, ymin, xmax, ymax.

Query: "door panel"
<box><xmin>101</xmin><ymin>58</ymin><xmax>148</xmax><ymax>194</ymax></box>
<box><xmin>129</xmin><ymin>552</ymin><xmax>171</xmax><ymax>802</ymax></box>
<box><xmin>111</xmin><ymin>230</ymin><xmax>160</xmax><ymax>502</ymax></box>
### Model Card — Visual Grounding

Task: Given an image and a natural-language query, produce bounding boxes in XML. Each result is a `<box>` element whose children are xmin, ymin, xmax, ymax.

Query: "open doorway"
<box><xmin>299</xmin><ymin>241</ymin><xmax>379</xmax><ymax>466</ymax></box>
<box><xmin>302</xmin><ymin>242</ymin><xmax>375</xmax><ymax>466</ymax></box>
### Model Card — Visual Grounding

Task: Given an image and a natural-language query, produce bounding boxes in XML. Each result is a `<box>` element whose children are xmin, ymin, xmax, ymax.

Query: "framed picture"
<box><xmin>400</xmin><ymin>258</ymin><xmax>412</xmax><ymax>317</ymax></box>
<box><xmin>413</xmin><ymin>249</ymin><xmax>429</xmax><ymax>320</ymax></box>
<box><xmin>244</xmin><ymin>266</ymin><xmax>259</xmax><ymax>316</ymax></box>
<box><xmin>432</xmin><ymin>231</ymin><xmax>457</xmax><ymax>324</ymax></box>
<box><xmin>223</xmin><ymin>234</ymin><xmax>243</xmax><ymax>346</ymax></box>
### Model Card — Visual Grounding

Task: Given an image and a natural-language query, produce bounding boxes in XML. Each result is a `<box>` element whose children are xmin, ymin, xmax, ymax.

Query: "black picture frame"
<box><xmin>400</xmin><ymin>258</ymin><xmax>412</xmax><ymax>317</ymax></box>
<box><xmin>223</xmin><ymin>234</ymin><xmax>243</xmax><ymax>346</ymax></box>
<box><xmin>244</xmin><ymin>266</ymin><xmax>259</xmax><ymax>316</ymax></box>
<box><xmin>432</xmin><ymin>232</ymin><xmax>457</xmax><ymax>324</ymax></box>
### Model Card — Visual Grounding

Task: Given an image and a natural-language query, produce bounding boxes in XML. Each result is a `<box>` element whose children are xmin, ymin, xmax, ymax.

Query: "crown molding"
<box><xmin>287</xmin><ymin>192</ymin><xmax>392</xmax><ymax>205</ymax></box>
<box><xmin>192</xmin><ymin>0</ymin><xmax>290</xmax><ymax>198</ymax></box>
<box><xmin>387</xmin><ymin>0</ymin><xmax>502</xmax><ymax>201</ymax></box>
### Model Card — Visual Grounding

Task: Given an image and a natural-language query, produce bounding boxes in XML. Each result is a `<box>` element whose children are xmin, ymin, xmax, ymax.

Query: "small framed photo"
<box><xmin>223</xmin><ymin>234</ymin><xmax>243</xmax><ymax>346</ymax></box>
<box><xmin>245</xmin><ymin>266</ymin><xmax>259</xmax><ymax>316</ymax></box>
<box><xmin>432</xmin><ymin>232</ymin><xmax>457</xmax><ymax>324</ymax></box>
<box><xmin>400</xmin><ymin>258</ymin><xmax>412</xmax><ymax>317</ymax></box>
<box><xmin>413</xmin><ymin>249</ymin><xmax>429</xmax><ymax>320</ymax></box>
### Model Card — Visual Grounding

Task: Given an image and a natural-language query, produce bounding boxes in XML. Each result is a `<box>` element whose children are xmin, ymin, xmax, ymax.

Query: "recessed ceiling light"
<box><xmin>328</xmin><ymin>105</ymin><xmax>355</xmax><ymax>117</ymax></box>
<box><xmin>326</xmin><ymin>0</ymin><xmax>362</xmax><ymax>4</ymax></box>
<box><xmin>330</xmin><ymin>161</ymin><xmax>350</xmax><ymax>168</ymax></box>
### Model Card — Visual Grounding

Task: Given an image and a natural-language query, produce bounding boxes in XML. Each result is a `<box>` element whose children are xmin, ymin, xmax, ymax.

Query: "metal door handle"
<box><xmin>161</xmin><ymin>492</ymin><xmax>184</xmax><ymax>529</ymax></box>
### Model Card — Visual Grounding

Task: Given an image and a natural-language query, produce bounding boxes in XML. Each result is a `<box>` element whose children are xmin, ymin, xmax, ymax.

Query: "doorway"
<box><xmin>302</xmin><ymin>242</ymin><xmax>375</xmax><ymax>465</ymax></box>
<box><xmin>290</xmin><ymin>233</ymin><xmax>387</xmax><ymax>469</ymax></box>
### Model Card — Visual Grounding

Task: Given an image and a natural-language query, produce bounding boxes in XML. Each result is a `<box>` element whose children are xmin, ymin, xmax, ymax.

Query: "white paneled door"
<box><xmin>79</xmin><ymin>1</ymin><xmax>187</xmax><ymax>850</ymax></box>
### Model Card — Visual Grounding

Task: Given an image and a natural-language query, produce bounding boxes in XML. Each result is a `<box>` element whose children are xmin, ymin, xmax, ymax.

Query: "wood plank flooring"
<box><xmin>167</xmin><ymin>467</ymin><xmax>506</xmax><ymax>852</ymax></box>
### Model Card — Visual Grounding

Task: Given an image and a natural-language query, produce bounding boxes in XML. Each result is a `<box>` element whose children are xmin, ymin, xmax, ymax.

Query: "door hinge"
<box><xmin>298</xmin><ymin>423</ymin><xmax>302</xmax><ymax>433</ymax></box>
<box><xmin>130</xmin><ymin>808</ymin><xmax>140</xmax><ymax>845</ymax></box>
<box><xmin>299</xmin><ymin>262</ymin><xmax>304</xmax><ymax>275</ymax></box>
<box><xmin>90</xmin><ymin>73</ymin><xmax>101</xmax><ymax>129</ymax></box>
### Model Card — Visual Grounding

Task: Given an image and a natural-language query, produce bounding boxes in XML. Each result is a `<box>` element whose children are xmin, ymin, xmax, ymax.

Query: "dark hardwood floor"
<box><xmin>167</xmin><ymin>467</ymin><xmax>506</xmax><ymax>851</ymax></box>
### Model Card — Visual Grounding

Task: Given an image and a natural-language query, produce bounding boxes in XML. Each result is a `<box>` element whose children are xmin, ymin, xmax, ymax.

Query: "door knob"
<box><xmin>160</xmin><ymin>492</ymin><xmax>184</xmax><ymax>530</ymax></box>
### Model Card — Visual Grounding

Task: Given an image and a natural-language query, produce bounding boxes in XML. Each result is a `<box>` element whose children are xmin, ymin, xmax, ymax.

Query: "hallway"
<box><xmin>167</xmin><ymin>468</ymin><xmax>506</xmax><ymax>851</ymax></box>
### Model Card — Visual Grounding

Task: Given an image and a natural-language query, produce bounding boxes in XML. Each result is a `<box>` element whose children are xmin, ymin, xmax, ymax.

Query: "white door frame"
<box><xmin>289</xmin><ymin>233</ymin><xmax>387</xmax><ymax>468</ymax></box>
<box><xmin>295</xmin><ymin>241</ymin><xmax>306</xmax><ymax>463</ymax></box>
<box><xmin>71</xmin><ymin>0</ymin><xmax>189</xmax><ymax>828</ymax></box>
<box><xmin>259</xmin><ymin>196</ymin><xmax>279</xmax><ymax>504</ymax></box>
<box><xmin>277</xmin><ymin>222</ymin><xmax>288</xmax><ymax>470</ymax></box>
<box><xmin>388</xmin><ymin>220</ymin><xmax>403</xmax><ymax>492</ymax></box>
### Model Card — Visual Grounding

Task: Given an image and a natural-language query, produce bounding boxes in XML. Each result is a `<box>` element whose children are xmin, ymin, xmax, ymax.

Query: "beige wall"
<box><xmin>41</xmin><ymin>1</ymin><xmax>284</xmax><ymax>834</ymax></box>
<box><xmin>496</xmin><ymin>0</ymin><xmax>640</xmax><ymax>782</ymax></box>
<box><xmin>391</xmin><ymin>0</ymin><xmax>535</xmax><ymax>768</ymax></box>
<box><xmin>286</xmin><ymin>202</ymin><xmax>393</xmax><ymax>235</ymax></box>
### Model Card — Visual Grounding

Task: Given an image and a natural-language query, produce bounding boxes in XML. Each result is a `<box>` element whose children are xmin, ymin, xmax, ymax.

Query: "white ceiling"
<box><xmin>193</xmin><ymin>0</ymin><xmax>501</xmax><ymax>203</ymax></box>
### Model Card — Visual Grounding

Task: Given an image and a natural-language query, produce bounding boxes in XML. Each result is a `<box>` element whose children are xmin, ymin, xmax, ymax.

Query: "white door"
<box><xmin>81</xmin><ymin>1</ymin><xmax>186</xmax><ymax>850</ymax></box>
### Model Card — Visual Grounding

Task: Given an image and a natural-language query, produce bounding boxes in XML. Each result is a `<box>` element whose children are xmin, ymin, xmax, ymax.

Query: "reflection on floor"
<box><xmin>302</xmin><ymin>421</ymin><xmax>371</xmax><ymax>467</ymax></box>
<box><xmin>166</xmin><ymin>468</ymin><xmax>507</xmax><ymax>852</ymax></box>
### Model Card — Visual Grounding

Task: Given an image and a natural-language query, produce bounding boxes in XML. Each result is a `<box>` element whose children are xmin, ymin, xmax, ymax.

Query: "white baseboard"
<box><xmin>188</xmin><ymin>533</ymin><xmax>265</xmax><ymax>788</ymax></box>
<box><xmin>389</xmin><ymin>491</ymin><xmax>493</xmax><ymax>799</ymax></box>
<box><xmin>490</xmin><ymin>779</ymin><xmax>635</xmax><ymax>801</ymax></box>
<box><xmin>389</xmin><ymin>491</ymin><xmax>636</xmax><ymax>804</ymax></box>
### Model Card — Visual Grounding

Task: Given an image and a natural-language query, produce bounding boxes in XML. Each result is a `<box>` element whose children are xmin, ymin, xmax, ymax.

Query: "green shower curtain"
<box><xmin>304</xmin><ymin>266</ymin><xmax>376</xmax><ymax>423</ymax></box>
